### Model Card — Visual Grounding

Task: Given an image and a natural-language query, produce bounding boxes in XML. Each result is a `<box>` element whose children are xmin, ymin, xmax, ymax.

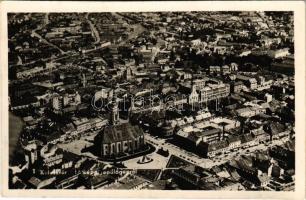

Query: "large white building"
<box><xmin>52</xmin><ymin>91</ymin><xmax>81</xmax><ymax>110</ymax></box>
<box><xmin>199</xmin><ymin>83</ymin><xmax>230</xmax><ymax>103</ymax></box>
<box><xmin>188</xmin><ymin>84</ymin><xmax>199</xmax><ymax>105</ymax></box>
<box><xmin>268</xmin><ymin>48</ymin><xmax>290</xmax><ymax>59</ymax></box>
<box><xmin>236</xmin><ymin>75</ymin><xmax>258</xmax><ymax>90</ymax></box>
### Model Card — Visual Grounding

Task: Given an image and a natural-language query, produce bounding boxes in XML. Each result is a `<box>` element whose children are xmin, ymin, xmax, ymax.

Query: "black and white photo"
<box><xmin>1</xmin><ymin>1</ymin><xmax>305</xmax><ymax>199</ymax></box>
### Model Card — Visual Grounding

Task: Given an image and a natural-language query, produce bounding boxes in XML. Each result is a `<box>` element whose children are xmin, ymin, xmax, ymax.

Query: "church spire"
<box><xmin>110</xmin><ymin>85</ymin><xmax>119</xmax><ymax>125</ymax></box>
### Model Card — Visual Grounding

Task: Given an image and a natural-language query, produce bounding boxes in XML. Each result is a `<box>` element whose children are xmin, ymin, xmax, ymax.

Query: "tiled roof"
<box><xmin>187</xmin><ymin>132</ymin><xmax>200</xmax><ymax>143</ymax></box>
<box><xmin>98</xmin><ymin>123</ymin><xmax>144</xmax><ymax>144</ymax></box>
<box><xmin>208</xmin><ymin>140</ymin><xmax>228</xmax><ymax>152</ymax></box>
<box><xmin>227</xmin><ymin>136</ymin><xmax>241</xmax><ymax>144</ymax></box>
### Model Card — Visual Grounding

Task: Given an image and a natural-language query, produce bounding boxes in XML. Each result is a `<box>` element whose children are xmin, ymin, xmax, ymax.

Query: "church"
<box><xmin>94</xmin><ymin>90</ymin><xmax>146</xmax><ymax>159</ymax></box>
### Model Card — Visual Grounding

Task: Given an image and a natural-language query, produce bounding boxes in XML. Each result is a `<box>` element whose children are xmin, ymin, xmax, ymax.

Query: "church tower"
<box><xmin>188</xmin><ymin>74</ymin><xmax>199</xmax><ymax>105</ymax></box>
<box><xmin>125</xmin><ymin>66</ymin><xmax>132</xmax><ymax>81</ymax></box>
<box><xmin>110</xmin><ymin>89</ymin><xmax>120</xmax><ymax>125</ymax></box>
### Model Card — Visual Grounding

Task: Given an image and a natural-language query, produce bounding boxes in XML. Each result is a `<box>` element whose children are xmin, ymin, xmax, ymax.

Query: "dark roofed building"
<box><xmin>197</xmin><ymin>140</ymin><xmax>229</xmax><ymax>158</ymax></box>
<box><xmin>172</xmin><ymin>164</ymin><xmax>212</xmax><ymax>189</ymax></box>
<box><xmin>240</xmin><ymin>133</ymin><xmax>253</xmax><ymax>143</ymax></box>
<box><xmin>81</xmin><ymin>174</ymin><xmax>114</xmax><ymax>189</ymax></box>
<box><xmin>226</xmin><ymin>136</ymin><xmax>241</xmax><ymax>149</ymax></box>
<box><xmin>208</xmin><ymin>140</ymin><xmax>229</xmax><ymax>153</ymax></box>
<box><xmin>94</xmin><ymin>123</ymin><xmax>146</xmax><ymax>159</ymax></box>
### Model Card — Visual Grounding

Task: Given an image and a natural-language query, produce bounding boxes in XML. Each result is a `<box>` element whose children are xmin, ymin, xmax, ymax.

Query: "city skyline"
<box><xmin>7</xmin><ymin>10</ymin><xmax>296</xmax><ymax>192</ymax></box>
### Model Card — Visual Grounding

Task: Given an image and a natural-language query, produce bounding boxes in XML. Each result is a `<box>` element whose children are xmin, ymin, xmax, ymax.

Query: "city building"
<box><xmin>236</xmin><ymin>75</ymin><xmax>257</xmax><ymax>90</ymax></box>
<box><xmin>268</xmin><ymin>48</ymin><xmax>290</xmax><ymax>59</ymax></box>
<box><xmin>52</xmin><ymin>91</ymin><xmax>81</xmax><ymax>111</ymax></box>
<box><xmin>94</xmin><ymin>123</ymin><xmax>146</xmax><ymax>159</ymax></box>
<box><xmin>94</xmin><ymin>92</ymin><xmax>147</xmax><ymax>159</ymax></box>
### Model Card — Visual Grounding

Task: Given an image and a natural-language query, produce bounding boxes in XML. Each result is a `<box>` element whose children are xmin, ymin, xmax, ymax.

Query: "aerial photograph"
<box><xmin>8</xmin><ymin>11</ymin><xmax>295</xmax><ymax>191</ymax></box>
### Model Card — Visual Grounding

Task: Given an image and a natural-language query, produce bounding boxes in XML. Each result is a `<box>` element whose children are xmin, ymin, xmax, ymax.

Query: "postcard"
<box><xmin>0</xmin><ymin>1</ymin><xmax>305</xmax><ymax>199</ymax></box>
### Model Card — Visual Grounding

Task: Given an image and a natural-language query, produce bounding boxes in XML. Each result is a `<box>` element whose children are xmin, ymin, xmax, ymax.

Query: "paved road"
<box><xmin>85</xmin><ymin>13</ymin><xmax>101</xmax><ymax>44</ymax></box>
<box><xmin>12</xmin><ymin>13</ymin><xmax>146</xmax><ymax>69</ymax></box>
<box><xmin>145</xmin><ymin>134</ymin><xmax>214</xmax><ymax>168</ymax></box>
<box><xmin>31</xmin><ymin>30</ymin><xmax>65</xmax><ymax>54</ymax></box>
<box><xmin>112</xmin><ymin>12</ymin><xmax>147</xmax><ymax>45</ymax></box>
<box><xmin>145</xmin><ymin>132</ymin><xmax>291</xmax><ymax>169</ymax></box>
<box><xmin>210</xmin><ymin>137</ymin><xmax>290</xmax><ymax>165</ymax></box>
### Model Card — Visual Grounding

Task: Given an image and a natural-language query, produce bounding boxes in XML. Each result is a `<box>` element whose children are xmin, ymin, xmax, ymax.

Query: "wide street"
<box><xmin>145</xmin><ymin>132</ymin><xmax>291</xmax><ymax>169</ymax></box>
<box><xmin>145</xmin><ymin>133</ymin><xmax>215</xmax><ymax>168</ymax></box>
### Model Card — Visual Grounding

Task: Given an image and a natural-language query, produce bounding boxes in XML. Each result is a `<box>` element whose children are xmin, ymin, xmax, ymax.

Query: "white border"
<box><xmin>0</xmin><ymin>1</ymin><xmax>305</xmax><ymax>199</ymax></box>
